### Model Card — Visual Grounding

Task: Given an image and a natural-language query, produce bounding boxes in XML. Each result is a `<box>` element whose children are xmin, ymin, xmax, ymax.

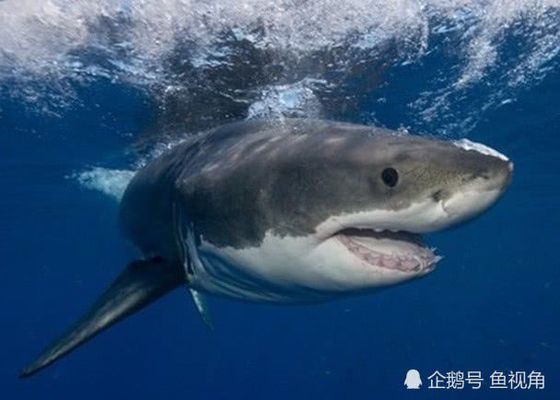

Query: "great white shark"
<box><xmin>20</xmin><ymin>118</ymin><xmax>512</xmax><ymax>377</ymax></box>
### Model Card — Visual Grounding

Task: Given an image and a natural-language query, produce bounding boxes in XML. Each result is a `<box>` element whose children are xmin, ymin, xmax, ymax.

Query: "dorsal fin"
<box><xmin>20</xmin><ymin>258</ymin><xmax>185</xmax><ymax>378</ymax></box>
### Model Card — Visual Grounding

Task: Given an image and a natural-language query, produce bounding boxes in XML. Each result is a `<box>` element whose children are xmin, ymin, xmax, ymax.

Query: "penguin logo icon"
<box><xmin>404</xmin><ymin>369</ymin><xmax>422</xmax><ymax>389</ymax></box>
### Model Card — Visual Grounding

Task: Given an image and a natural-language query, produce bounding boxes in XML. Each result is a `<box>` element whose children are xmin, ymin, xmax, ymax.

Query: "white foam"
<box><xmin>0</xmin><ymin>0</ymin><xmax>558</xmax><ymax>130</ymax></box>
<box><xmin>453</xmin><ymin>139</ymin><xmax>509</xmax><ymax>161</ymax></box>
<box><xmin>1</xmin><ymin>1</ymin><xmax>557</xmax><ymax>85</ymax></box>
<box><xmin>247</xmin><ymin>80</ymin><xmax>324</xmax><ymax>120</ymax></box>
<box><xmin>74</xmin><ymin>167</ymin><xmax>135</xmax><ymax>201</ymax></box>
<box><xmin>0</xmin><ymin>0</ymin><xmax>428</xmax><ymax>82</ymax></box>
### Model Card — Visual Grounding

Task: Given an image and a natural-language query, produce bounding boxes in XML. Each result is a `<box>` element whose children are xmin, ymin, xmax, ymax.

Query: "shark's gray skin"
<box><xmin>20</xmin><ymin>118</ymin><xmax>512</xmax><ymax>378</ymax></box>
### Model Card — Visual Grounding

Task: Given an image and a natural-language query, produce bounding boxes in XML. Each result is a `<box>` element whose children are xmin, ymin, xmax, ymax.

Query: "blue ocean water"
<box><xmin>1</xmin><ymin>1</ymin><xmax>560</xmax><ymax>399</ymax></box>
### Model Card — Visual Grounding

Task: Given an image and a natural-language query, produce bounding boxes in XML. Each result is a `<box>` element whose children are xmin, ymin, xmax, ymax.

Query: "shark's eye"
<box><xmin>381</xmin><ymin>167</ymin><xmax>399</xmax><ymax>187</ymax></box>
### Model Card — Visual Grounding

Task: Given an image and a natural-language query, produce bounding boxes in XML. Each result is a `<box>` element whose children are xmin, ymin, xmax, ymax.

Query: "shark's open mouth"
<box><xmin>335</xmin><ymin>228</ymin><xmax>440</xmax><ymax>272</ymax></box>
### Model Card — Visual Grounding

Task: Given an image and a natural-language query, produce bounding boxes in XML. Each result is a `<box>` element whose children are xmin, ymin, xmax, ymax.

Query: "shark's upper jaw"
<box><xmin>332</xmin><ymin>228</ymin><xmax>440</xmax><ymax>274</ymax></box>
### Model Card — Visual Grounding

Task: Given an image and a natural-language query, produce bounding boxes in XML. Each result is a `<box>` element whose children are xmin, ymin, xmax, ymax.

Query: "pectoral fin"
<box><xmin>189</xmin><ymin>288</ymin><xmax>213</xmax><ymax>330</ymax></box>
<box><xmin>20</xmin><ymin>257</ymin><xmax>185</xmax><ymax>378</ymax></box>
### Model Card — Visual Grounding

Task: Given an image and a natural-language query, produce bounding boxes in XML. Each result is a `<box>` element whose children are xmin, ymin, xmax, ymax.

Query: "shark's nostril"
<box><xmin>432</xmin><ymin>190</ymin><xmax>447</xmax><ymax>202</ymax></box>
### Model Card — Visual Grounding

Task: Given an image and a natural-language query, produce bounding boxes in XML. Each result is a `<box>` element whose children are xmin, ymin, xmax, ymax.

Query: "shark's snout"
<box><xmin>439</xmin><ymin>143</ymin><xmax>513</xmax><ymax>227</ymax></box>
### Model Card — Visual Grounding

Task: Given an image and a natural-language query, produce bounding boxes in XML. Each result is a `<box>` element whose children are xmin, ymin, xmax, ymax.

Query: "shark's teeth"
<box><xmin>336</xmin><ymin>230</ymin><xmax>438</xmax><ymax>273</ymax></box>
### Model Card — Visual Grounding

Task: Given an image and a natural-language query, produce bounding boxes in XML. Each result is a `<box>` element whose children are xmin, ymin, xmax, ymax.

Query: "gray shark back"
<box><xmin>120</xmin><ymin>118</ymin><xmax>396</xmax><ymax>254</ymax></box>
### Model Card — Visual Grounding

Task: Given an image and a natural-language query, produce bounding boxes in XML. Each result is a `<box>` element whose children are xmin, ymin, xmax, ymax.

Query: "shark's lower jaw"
<box><xmin>335</xmin><ymin>228</ymin><xmax>440</xmax><ymax>273</ymax></box>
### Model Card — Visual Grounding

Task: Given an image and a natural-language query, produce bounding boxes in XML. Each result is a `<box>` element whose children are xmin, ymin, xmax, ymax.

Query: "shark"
<box><xmin>20</xmin><ymin>118</ymin><xmax>512</xmax><ymax>377</ymax></box>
